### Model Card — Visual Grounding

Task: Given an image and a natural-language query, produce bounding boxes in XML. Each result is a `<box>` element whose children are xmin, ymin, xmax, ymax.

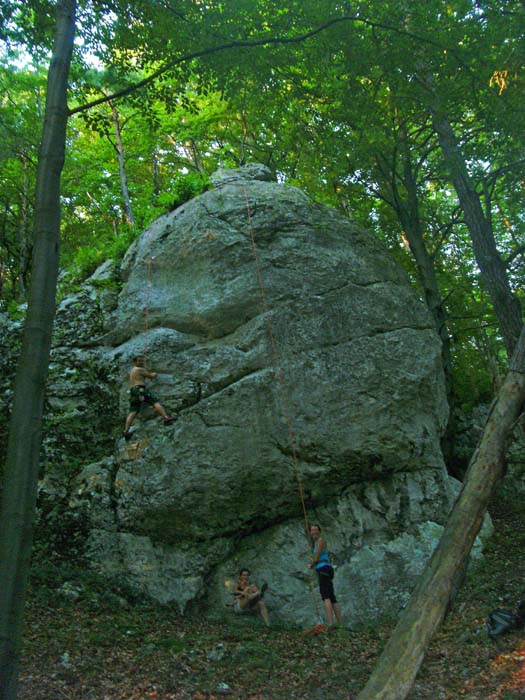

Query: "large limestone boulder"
<box><xmin>1</xmin><ymin>164</ymin><xmax>479</xmax><ymax>624</ymax></box>
<box><xmin>66</xmin><ymin>164</ymin><xmax>458</xmax><ymax>626</ymax></box>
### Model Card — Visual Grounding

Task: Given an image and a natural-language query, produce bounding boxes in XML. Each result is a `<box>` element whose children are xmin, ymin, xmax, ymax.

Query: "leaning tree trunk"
<box><xmin>430</xmin><ymin>106</ymin><xmax>522</xmax><ymax>356</ymax></box>
<box><xmin>357</xmin><ymin>324</ymin><xmax>525</xmax><ymax>700</ymax></box>
<box><xmin>0</xmin><ymin>3</ymin><xmax>76</xmax><ymax>698</ymax></box>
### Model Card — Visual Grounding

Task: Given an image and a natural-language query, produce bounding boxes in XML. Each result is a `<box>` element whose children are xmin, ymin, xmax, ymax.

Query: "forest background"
<box><xmin>1</xmin><ymin>0</ymin><xmax>524</xmax><ymax>421</ymax></box>
<box><xmin>0</xmin><ymin>1</ymin><xmax>525</xmax><ymax>699</ymax></box>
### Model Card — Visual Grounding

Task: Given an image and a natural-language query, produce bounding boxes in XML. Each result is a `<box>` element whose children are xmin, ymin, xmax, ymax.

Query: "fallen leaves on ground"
<box><xmin>18</xmin><ymin>495</ymin><xmax>525</xmax><ymax>700</ymax></box>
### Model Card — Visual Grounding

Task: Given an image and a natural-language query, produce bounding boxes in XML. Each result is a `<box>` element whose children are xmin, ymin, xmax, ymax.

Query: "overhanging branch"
<box><xmin>68</xmin><ymin>14</ymin><xmax>463</xmax><ymax>116</ymax></box>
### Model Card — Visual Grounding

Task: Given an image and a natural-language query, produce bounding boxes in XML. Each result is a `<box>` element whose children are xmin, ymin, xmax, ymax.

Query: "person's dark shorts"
<box><xmin>317</xmin><ymin>565</ymin><xmax>337</xmax><ymax>603</ymax></box>
<box><xmin>129</xmin><ymin>385</ymin><xmax>158</xmax><ymax>411</ymax></box>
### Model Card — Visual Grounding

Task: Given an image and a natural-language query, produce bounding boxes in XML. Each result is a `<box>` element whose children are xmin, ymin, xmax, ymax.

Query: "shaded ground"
<box><xmin>19</xmin><ymin>494</ymin><xmax>525</xmax><ymax>700</ymax></box>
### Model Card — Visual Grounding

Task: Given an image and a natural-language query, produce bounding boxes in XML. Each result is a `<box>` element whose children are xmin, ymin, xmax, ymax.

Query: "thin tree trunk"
<box><xmin>152</xmin><ymin>147</ymin><xmax>160</xmax><ymax>198</ymax></box>
<box><xmin>430</xmin><ymin>107</ymin><xmax>522</xmax><ymax>356</ymax></box>
<box><xmin>393</xmin><ymin>131</ymin><xmax>461</xmax><ymax>471</ymax></box>
<box><xmin>109</xmin><ymin>98</ymin><xmax>134</xmax><ymax>227</ymax></box>
<box><xmin>17</xmin><ymin>158</ymin><xmax>30</xmax><ymax>300</ymax></box>
<box><xmin>396</xmin><ymin>139</ymin><xmax>452</xmax><ymax>390</ymax></box>
<box><xmin>0</xmin><ymin>3</ymin><xmax>76</xmax><ymax>698</ymax></box>
<box><xmin>357</xmin><ymin>325</ymin><xmax>525</xmax><ymax>700</ymax></box>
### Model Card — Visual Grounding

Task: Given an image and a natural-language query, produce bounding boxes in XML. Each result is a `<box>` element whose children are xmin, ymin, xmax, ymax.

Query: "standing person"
<box><xmin>307</xmin><ymin>524</ymin><xmax>343</xmax><ymax>628</ymax></box>
<box><xmin>123</xmin><ymin>355</ymin><xmax>176</xmax><ymax>440</ymax></box>
<box><xmin>232</xmin><ymin>569</ymin><xmax>270</xmax><ymax>626</ymax></box>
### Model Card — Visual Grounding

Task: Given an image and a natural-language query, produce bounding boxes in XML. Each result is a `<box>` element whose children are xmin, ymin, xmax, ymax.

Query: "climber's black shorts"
<box><xmin>129</xmin><ymin>385</ymin><xmax>158</xmax><ymax>411</ymax></box>
<box><xmin>317</xmin><ymin>566</ymin><xmax>337</xmax><ymax>603</ymax></box>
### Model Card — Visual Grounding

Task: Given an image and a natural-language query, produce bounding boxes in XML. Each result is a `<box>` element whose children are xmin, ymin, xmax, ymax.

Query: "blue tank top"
<box><xmin>313</xmin><ymin>542</ymin><xmax>331</xmax><ymax>570</ymax></box>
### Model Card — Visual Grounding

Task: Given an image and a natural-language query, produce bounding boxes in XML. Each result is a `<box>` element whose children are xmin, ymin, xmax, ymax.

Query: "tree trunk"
<box><xmin>152</xmin><ymin>147</ymin><xmax>160</xmax><ymax>198</ymax></box>
<box><xmin>393</xmin><ymin>131</ymin><xmax>463</xmax><ymax>472</ymax></box>
<box><xmin>17</xmin><ymin>158</ymin><xmax>31</xmax><ymax>300</ymax></box>
<box><xmin>0</xmin><ymin>3</ymin><xmax>76</xmax><ymax>698</ymax></box>
<box><xmin>430</xmin><ymin>107</ymin><xmax>522</xmax><ymax>356</ymax></box>
<box><xmin>395</xmin><ymin>136</ymin><xmax>452</xmax><ymax>391</ymax></box>
<box><xmin>109</xmin><ymin>98</ymin><xmax>134</xmax><ymax>227</ymax></box>
<box><xmin>357</xmin><ymin>325</ymin><xmax>525</xmax><ymax>700</ymax></box>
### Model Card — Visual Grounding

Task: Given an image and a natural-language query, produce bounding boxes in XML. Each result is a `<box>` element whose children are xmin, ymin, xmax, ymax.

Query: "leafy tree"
<box><xmin>0</xmin><ymin>3</ymin><xmax>76</xmax><ymax>697</ymax></box>
<box><xmin>0</xmin><ymin>63</ymin><xmax>46</xmax><ymax>302</ymax></box>
<box><xmin>0</xmin><ymin>5</ymin><xmax>384</xmax><ymax>697</ymax></box>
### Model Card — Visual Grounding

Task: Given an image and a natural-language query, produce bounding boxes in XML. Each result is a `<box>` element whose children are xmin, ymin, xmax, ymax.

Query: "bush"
<box><xmin>68</xmin><ymin>227</ymin><xmax>139</xmax><ymax>284</ymax></box>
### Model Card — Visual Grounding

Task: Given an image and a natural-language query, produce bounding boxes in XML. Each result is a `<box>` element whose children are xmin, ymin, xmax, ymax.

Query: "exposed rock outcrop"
<box><xmin>5</xmin><ymin>164</ymin><xmax>478</xmax><ymax>627</ymax></box>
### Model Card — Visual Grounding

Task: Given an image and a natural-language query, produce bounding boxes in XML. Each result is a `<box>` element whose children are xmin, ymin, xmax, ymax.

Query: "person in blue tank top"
<box><xmin>307</xmin><ymin>524</ymin><xmax>343</xmax><ymax>628</ymax></box>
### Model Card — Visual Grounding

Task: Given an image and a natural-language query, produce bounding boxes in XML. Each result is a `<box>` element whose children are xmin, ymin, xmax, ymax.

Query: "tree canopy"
<box><xmin>0</xmin><ymin>2</ymin><xmax>524</xmax><ymax>697</ymax></box>
<box><xmin>2</xmin><ymin>0</ymin><xmax>523</xmax><ymax>406</ymax></box>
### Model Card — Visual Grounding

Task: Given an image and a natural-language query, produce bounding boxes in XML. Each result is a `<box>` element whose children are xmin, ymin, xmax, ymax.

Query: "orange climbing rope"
<box><xmin>242</xmin><ymin>186</ymin><xmax>326</xmax><ymax>627</ymax></box>
<box><xmin>142</xmin><ymin>192</ymin><xmax>312</xmax><ymax>544</ymax></box>
<box><xmin>143</xmin><ymin>232</ymin><xmax>154</xmax><ymax>364</ymax></box>
<box><xmin>242</xmin><ymin>186</ymin><xmax>312</xmax><ymax>542</ymax></box>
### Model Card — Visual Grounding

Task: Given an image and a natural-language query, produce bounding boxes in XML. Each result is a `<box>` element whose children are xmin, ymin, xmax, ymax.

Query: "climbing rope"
<box><xmin>143</xmin><ymin>231</ymin><xmax>154</xmax><ymax>364</ymax></box>
<box><xmin>242</xmin><ymin>186</ymin><xmax>312</xmax><ymax>541</ymax></box>
<box><xmin>242</xmin><ymin>186</ymin><xmax>325</xmax><ymax>624</ymax></box>
<box><xmin>139</xmin><ymin>188</ymin><xmax>323</xmax><ymax>621</ymax></box>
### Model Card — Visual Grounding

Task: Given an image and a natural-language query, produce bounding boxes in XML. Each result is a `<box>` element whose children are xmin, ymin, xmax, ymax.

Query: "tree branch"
<box><xmin>505</xmin><ymin>244</ymin><xmax>525</xmax><ymax>267</ymax></box>
<box><xmin>68</xmin><ymin>14</ymin><xmax>463</xmax><ymax>116</ymax></box>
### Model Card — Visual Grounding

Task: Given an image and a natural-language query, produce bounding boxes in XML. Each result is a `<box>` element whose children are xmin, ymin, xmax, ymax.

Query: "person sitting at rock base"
<box><xmin>123</xmin><ymin>355</ymin><xmax>176</xmax><ymax>440</ymax></box>
<box><xmin>232</xmin><ymin>568</ymin><xmax>270</xmax><ymax>627</ymax></box>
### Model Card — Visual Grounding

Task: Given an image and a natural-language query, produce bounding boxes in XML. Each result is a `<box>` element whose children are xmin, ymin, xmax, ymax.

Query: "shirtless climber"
<box><xmin>123</xmin><ymin>355</ymin><xmax>176</xmax><ymax>440</ymax></box>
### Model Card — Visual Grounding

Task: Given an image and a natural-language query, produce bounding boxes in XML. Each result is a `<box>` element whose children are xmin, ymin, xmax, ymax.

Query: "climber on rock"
<box><xmin>123</xmin><ymin>355</ymin><xmax>176</xmax><ymax>440</ymax></box>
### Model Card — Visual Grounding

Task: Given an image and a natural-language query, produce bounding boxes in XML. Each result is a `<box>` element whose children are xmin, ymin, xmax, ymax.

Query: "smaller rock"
<box><xmin>86</xmin><ymin>259</ymin><xmax>118</xmax><ymax>284</ymax></box>
<box><xmin>57</xmin><ymin>581</ymin><xmax>83</xmax><ymax>601</ymax></box>
<box><xmin>209</xmin><ymin>163</ymin><xmax>274</xmax><ymax>187</ymax></box>
<box><xmin>207</xmin><ymin>643</ymin><xmax>226</xmax><ymax>662</ymax></box>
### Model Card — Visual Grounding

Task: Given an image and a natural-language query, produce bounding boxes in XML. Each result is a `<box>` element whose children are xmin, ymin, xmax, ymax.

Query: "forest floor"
<box><xmin>18</xmin><ymin>492</ymin><xmax>525</xmax><ymax>700</ymax></box>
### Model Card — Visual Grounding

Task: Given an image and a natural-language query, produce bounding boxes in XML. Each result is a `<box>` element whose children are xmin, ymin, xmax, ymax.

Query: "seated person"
<box><xmin>232</xmin><ymin>568</ymin><xmax>270</xmax><ymax>627</ymax></box>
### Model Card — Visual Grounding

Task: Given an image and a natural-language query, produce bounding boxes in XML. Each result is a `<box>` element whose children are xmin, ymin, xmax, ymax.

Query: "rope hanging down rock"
<box><xmin>242</xmin><ymin>185</ymin><xmax>311</xmax><ymax>540</ymax></box>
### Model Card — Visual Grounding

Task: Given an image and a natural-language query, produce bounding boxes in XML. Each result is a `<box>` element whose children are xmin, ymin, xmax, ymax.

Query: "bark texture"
<box><xmin>395</xmin><ymin>135</ymin><xmax>451</xmax><ymax>390</ymax></box>
<box><xmin>0</xmin><ymin>3</ymin><xmax>76</xmax><ymax>698</ymax></box>
<box><xmin>357</xmin><ymin>325</ymin><xmax>525</xmax><ymax>700</ymax></box>
<box><xmin>430</xmin><ymin>107</ymin><xmax>522</xmax><ymax>356</ymax></box>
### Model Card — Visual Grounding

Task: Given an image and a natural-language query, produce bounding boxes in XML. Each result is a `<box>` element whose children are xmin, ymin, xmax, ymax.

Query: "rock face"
<box><xmin>454</xmin><ymin>403</ymin><xmax>525</xmax><ymax>497</ymax></box>
<box><xmin>13</xmin><ymin>164</ymin><xmax>465</xmax><ymax>627</ymax></box>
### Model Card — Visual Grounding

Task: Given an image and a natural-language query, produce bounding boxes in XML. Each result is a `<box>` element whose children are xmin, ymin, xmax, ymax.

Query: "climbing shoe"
<box><xmin>163</xmin><ymin>417</ymin><xmax>176</xmax><ymax>426</ymax></box>
<box><xmin>123</xmin><ymin>431</ymin><xmax>132</xmax><ymax>441</ymax></box>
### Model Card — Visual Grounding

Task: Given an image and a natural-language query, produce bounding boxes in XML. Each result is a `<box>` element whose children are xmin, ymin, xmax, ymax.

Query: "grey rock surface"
<box><xmin>455</xmin><ymin>403</ymin><xmax>525</xmax><ymax>496</ymax></box>
<box><xmin>5</xmin><ymin>164</ymin><xmax>487</xmax><ymax>627</ymax></box>
<box><xmin>72</xmin><ymin>164</ymin><xmax>457</xmax><ymax>625</ymax></box>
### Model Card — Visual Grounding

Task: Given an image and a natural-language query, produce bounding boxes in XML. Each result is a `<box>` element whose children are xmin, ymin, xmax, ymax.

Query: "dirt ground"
<box><xmin>18</xmin><ymin>495</ymin><xmax>525</xmax><ymax>700</ymax></box>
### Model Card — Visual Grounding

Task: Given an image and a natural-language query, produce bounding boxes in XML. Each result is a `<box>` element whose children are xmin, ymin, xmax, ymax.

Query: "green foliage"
<box><xmin>166</xmin><ymin>171</ymin><xmax>210</xmax><ymax>210</ymax></box>
<box><xmin>0</xmin><ymin>60</ymin><xmax>46</xmax><ymax>304</ymax></box>
<box><xmin>2</xmin><ymin>0</ymin><xmax>525</xmax><ymax>443</ymax></box>
<box><xmin>67</xmin><ymin>227</ymin><xmax>138</xmax><ymax>284</ymax></box>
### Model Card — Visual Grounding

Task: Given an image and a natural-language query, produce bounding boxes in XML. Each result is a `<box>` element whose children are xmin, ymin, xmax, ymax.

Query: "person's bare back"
<box><xmin>129</xmin><ymin>364</ymin><xmax>156</xmax><ymax>387</ymax></box>
<box><xmin>123</xmin><ymin>355</ymin><xmax>175</xmax><ymax>440</ymax></box>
